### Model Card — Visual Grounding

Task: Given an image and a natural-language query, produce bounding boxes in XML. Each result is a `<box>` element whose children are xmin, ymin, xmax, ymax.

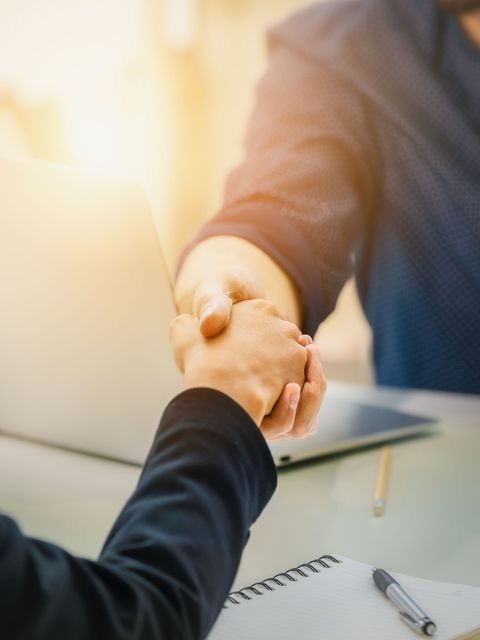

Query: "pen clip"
<box><xmin>399</xmin><ymin>611</ymin><xmax>424</xmax><ymax>633</ymax></box>
<box><xmin>399</xmin><ymin>612</ymin><xmax>436</xmax><ymax>636</ymax></box>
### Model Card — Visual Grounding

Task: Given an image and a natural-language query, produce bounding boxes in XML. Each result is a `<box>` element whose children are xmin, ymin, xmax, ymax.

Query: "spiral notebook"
<box><xmin>207</xmin><ymin>555</ymin><xmax>480</xmax><ymax>640</ymax></box>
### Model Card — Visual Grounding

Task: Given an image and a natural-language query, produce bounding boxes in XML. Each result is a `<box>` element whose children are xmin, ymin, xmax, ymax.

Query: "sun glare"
<box><xmin>66</xmin><ymin>110</ymin><xmax>126</xmax><ymax>177</ymax></box>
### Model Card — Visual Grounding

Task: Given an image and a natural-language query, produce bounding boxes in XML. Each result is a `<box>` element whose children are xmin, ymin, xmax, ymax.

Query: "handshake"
<box><xmin>170</xmin><ymin>267</ymin><xmax>326</xmax><ymax>440</ymax></box>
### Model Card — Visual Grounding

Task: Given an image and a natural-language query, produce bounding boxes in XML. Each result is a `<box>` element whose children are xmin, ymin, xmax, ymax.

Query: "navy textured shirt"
<box><xmin>0</xmin><ymin>389</ymin><xmax>276</xmax><ymax>639</ymax></box>
<box><xmin>184</xmin><ymin>0</ymin><xmax>480</xmax><ymax>393</ymax></box>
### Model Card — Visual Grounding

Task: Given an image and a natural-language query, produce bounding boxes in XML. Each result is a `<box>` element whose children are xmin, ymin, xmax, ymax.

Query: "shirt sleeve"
<box><xmin>0</xmin><ymin>388</ymin><xmax>277</xmax><ymax>640</ymax></box>
<box><xmin>178</xmin><ymin>15</ymin><xmax>380</xmax><ymax>336</ymax></box>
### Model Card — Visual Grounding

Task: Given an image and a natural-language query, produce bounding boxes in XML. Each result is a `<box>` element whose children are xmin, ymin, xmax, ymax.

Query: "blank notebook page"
<box><xmin>207</xmin><ymin>555</ymin><xmax>480</xmax><ymax>639</ymax></box>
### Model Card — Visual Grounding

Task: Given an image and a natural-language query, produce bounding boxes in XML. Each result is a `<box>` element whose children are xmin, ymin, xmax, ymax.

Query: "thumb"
<box><xmin>260</xmin><ymin>383</ymin><xmax>301</xmax><ymax>440</ymax></box>
<box><xmin>192</xmin><ymin>272</ymin><xmax>234</xmax><ymax>338</ymax></box>
<box><xmin>193</xmin><ymin>266</ymin><xmax>266</xmax><ymax>338</ymax></box>
<box><xmin>196</xmin><ymin>293</ymin><xmax>233</xmax><ymax>338</ymax></box>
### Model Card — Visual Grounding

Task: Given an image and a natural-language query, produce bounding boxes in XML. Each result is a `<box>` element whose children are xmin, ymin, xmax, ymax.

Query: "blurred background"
<box><xmin>0</xmin><ymin>0</ymin><xmax>372</xmax><ymax>384</ymax></box>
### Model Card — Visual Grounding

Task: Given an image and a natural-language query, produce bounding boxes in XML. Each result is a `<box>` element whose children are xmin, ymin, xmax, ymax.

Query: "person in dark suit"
<box><xmin>0</xmin><ymin>299</ymin><xmax>325</xmax><ymax>640</ymax></box>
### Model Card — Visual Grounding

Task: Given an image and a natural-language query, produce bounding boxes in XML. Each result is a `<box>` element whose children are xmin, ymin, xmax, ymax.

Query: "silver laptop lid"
<box><xmin>0</xmin><ymin>158</ymin><xmax>182</xmax><ymax>463</ymax></box>
<box><xmin>269</xmin><ymin>390</ymin><xmax>436</xmax><ymax>467</ymax></box>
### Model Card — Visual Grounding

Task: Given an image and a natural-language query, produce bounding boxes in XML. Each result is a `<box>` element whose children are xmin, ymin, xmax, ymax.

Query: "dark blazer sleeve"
<box><xmin>0</xmin><ymin>388</ymin><xmax>277</xmax><ymax>640</ymax></box>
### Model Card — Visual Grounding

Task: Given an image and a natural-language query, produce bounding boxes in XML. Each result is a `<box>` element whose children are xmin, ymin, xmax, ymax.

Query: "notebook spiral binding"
<box><xmin>225</xmin><ymin>555</ymin><xmax>341</xmax><ymax>608</ymax></box>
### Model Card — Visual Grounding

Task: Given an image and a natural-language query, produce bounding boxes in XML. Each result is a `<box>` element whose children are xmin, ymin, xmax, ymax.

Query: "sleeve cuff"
<box><xmin>176</xmin><ymin>200</ymin><xmax>333</xmax><ymax>336</ymax></box>
<box><xmin>153</xmin><ymin>387</ymin><xmax>277</xmax><ymax>508</ymax></box>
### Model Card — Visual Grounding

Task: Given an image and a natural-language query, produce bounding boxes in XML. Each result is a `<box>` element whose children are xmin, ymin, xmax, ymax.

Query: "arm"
<box><xmin>0</xmin><ymin>390</ymin><xmax>275</xmax><ymax>640</ymax></box>
<box><xmin>0</xmin><ymin>301</ymin><xmax>321</xmax><ymax>639</ymax></box>
<box><xmin>176</xmin><ymin>13</ymin><xmax>379</xmax><ymax>338</ymax></box>
<box><xmin>176</xmin><ymin>235</ymin><xmax>302</xmax><ymax>327</ymax></box>
<box><xmin>174</xmin><ymin>17</ymin><xmax>375</xmax><ymax>438</ymax></box>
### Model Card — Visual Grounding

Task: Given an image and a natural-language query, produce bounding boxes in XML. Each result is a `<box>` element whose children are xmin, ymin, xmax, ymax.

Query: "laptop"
<box><xmin>0</xmin><ymin>158</ymin><xmax>182</xmax><ymax>463</ymax></box>
<box><xmin>268</xmin><ymin>391</ymin><xmax>435</xmax><ymax>467</ymax></box>
<box><xmin>0</xmin><ymin>158</ymin><xmax>435</xmax><ymax>466</ymax></box>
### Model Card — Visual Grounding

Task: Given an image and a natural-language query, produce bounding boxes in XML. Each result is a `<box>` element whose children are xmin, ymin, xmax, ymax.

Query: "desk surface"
<box><xmin>1</xmin><ymin>383</ymin><xmax>479</xmax><ymax>588</ymax></box>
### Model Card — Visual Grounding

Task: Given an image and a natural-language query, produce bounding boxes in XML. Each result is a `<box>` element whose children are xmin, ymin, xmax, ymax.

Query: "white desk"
<box><xmin>1</xmin><ymin>383</ymin><xmax>479</xmax><ymax>588</ymax></box>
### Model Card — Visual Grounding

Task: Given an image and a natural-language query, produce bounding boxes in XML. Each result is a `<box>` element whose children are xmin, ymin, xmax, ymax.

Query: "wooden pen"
<box><xmin>372</xmin><ymin>445</ymin><xmax>392</xmax><ymax>517</ymax></box>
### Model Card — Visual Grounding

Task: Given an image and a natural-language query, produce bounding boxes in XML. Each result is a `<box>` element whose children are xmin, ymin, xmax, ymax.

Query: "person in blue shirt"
<box><xmin>0</xmin><ymin>299</ymin><xmax>324</xmax><ymax>639</ymax></box>
<box><xmin>176</xmin><ymin>0</ymin><xmax>480</xmax><ymax>397</ymax></box>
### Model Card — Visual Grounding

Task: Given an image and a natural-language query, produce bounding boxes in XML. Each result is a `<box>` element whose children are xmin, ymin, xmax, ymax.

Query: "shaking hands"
<box><xmin>171</xmin><ymin>268</ymin><xmax>326</xmax><ymax>440</ymax></box>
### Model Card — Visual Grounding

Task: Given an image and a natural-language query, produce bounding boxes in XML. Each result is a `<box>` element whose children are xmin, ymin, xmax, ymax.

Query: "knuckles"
<box><xmin>242</xmin><ymin>298</ymin><xmax>281</xmax><ymax>318</ymax></box>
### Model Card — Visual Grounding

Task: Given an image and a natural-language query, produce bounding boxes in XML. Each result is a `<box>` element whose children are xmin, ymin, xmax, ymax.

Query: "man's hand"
<box><xmin>263</xmin><ymin>335</ymin><xmax>325</xmax><ymax>440</ymax></box>
<box><xmin>175</xmin><ymin>263</ymin><xmax>325</xmax><ymax>438</ymax></box>
<box><xmin>175</xmin><ymin>237</ymin><xmax>301</xmax><ymax>332</ymax></box>
<box><xmin>170</xmin><ymin>299</ymin><xmax>326</xmax><ymax>437</ymax></box>
<box><xmin>190</xmin><ymin>266</ymin><xmax>267</xmax><ymax>338</ymax></box>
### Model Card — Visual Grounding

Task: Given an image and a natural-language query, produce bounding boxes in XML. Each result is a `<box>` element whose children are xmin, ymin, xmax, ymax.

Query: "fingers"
<box><xmin>288</xmin><ymin>344</ymin><xmax>326</xmax><ymax>438</ymax></box>
<box><xmin>258</xmin><ymin>335</ymin><xmax>319</xmax><ymax>441</ymax></box>
<box><xmin>169</xmin><ymin>313</ymin><xmax>200</xmax><ymax>372</ymax></box>
<box><xmin>260</xmin><ymin>383</ymin><xmax>301</xmax><ymax>440</ymax></box>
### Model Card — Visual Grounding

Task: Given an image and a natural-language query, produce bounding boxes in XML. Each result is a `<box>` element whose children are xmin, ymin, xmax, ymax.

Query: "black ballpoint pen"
<box><xmin>372</xmin><ymin>568</ymin><xmax>437</xmax><ymax>636</ymax></box>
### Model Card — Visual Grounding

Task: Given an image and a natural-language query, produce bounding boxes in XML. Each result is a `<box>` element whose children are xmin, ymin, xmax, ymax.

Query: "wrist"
<box><xmin>183</xmin><ymin>366</ymin><xmax>267</xmax><ymax>425</ymax></box>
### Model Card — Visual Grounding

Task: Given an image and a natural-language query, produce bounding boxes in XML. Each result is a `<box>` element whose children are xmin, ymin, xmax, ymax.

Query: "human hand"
<box><xmin>188</xmin><ymin>266</ymin><xmax>267</xmax><ymax>338</ymax></box>
<box><xmin>170</xmin><ymin>298</ymin><xmax>305</xmax><ymax>425</ymax></box>
<box><xmin>170</xmin><ymin>300</ymin><xmax>326</xmax><ymax>437</ymax></box>
<box><xmin>174</xmin><ymin>265</ymin><xmax>326</xmax><ymax>438</ymax></box>
<box><xmin>262</xmin><ymin>336</ymin><xmax>326</xmax><ymax>440</ymax></box>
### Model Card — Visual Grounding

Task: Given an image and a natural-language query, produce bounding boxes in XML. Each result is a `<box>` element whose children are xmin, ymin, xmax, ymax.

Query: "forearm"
<box><xmin>100</xmin><ymin>388</ymin><xmax>276</xmax><ymax>639</ymax></box>
<box><xmin>175</xmin><ymin>235</ymin><xmax>302</xmax><ymax>325</ymax></box>
<box><xmin>0</xmin><ymin>389</ymin><xmax>276</xmax><ymax>640</ymax></box>
<box><xmin>175</xmin><ymin>18</ymin><xmax>380</xmax><ymax>338</ymax></box>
